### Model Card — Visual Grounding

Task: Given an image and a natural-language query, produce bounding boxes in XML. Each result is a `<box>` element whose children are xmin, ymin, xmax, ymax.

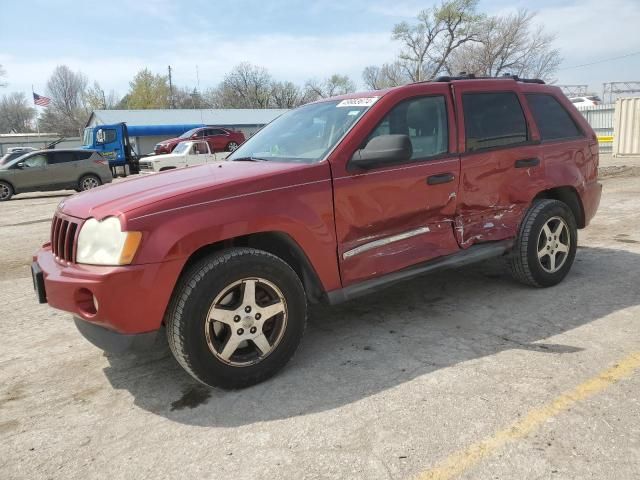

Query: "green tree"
<box><xmin>126</xmin><ymin>69</ymin><xmax>170</xmax><ymax>109</ymax></box>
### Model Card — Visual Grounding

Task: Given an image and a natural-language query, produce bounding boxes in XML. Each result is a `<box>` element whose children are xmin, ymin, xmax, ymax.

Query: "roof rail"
<box><xmin>434</xmin><ymin>73</ymin><xmax>545</xmax><ymax>84</ymax></box>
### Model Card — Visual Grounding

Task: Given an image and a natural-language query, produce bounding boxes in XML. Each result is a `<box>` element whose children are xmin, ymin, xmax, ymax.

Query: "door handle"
<box><xmin>426</xmin><ymin>173</ymin><xmax>455</xmax><ymax>185</ymax></box>
<box><xmin>515</xmin><ymin>158</ymin><xmax>540</xmax><ymax>168</ymax></box>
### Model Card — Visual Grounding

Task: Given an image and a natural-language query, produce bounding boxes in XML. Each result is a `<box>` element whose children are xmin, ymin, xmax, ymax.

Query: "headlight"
<box><xmin>76</xmin><ymin>217</ymin><xmax>142</xmax><ymax>266</ymax></box>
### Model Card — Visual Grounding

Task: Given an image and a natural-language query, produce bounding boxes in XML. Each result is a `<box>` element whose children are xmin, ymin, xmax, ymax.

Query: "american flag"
<box><xmin>33</xmin><ymin>92</ymin><xmax>51</xmax><ymax>107</ymax></box>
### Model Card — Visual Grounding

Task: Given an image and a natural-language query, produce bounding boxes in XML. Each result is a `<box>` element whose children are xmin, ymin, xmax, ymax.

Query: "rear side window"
<box><xmin>74</xmin><ymin>151</ymin><xmax>93</xmax><ymax>160</ymax></box>
<box><xmin>368</xmin><ymin>95</ymin><xmax>448</xmax><ymax>161</ymax></box>
<box><xmin>207</xmin><ymin>129</ymin><xmax>226</xmax><ymax>136</ymax></box>
<box><xmin>526</xmin><ymin>94</ymin><xmax>583</xmax><ymax>141</ymax></box>
<box><xmin>463</xmin><ymin>92</ymin><xmax>528</xmax><ymax>151</ymax></box>
<box><xmin>50</xmin><ymin>152</ymin><xmax>77</xmax><ymax>164</ymax></box>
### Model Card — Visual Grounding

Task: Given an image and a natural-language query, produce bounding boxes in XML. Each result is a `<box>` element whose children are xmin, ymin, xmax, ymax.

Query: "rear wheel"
<box><xmin>226</xmin><ymin>141</ymin><xmax>239</xmax><ymax>152</ymax></box>
<box><xmin>78</xmin><ymin>174</ymin><xmax>101</xmax><ymax>192</ymax></box>
<box><xmin>0</xmin><ymin>181</ymin><xmax>13</xmax><ymax>201</ymax></box>
<box><xmin>166</xmin><ymin>248</ymin><xmax>307</xmax><ymax>389</ymax></box>
<box><xmin>509</xmin><ymin>199</ymin><xmax>577</xmax><ymax>287</ymax></box>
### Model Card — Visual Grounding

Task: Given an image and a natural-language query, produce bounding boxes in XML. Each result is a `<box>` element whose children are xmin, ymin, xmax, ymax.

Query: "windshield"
<box><xmin>227</xmin><ymin>99</ymin><xmax>376</xmax><ymax>163</ymax></box>
<box><xmin>179</xmin><ymin>128</ymin><xmax>199</xmax><ymax>139</ymax></box>
<box><xmin>173</xmin><ymin>142</ymin><xmax>190</xmax><ymax>154</ymax></box>
<box><xmin>82</xmin><ymin>128</ymin><xmax>92</xmax><ymax>146</ymax></box>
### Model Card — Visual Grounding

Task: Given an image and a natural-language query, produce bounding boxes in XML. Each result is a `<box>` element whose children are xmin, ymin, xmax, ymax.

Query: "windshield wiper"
<box><xmin>230</xmin><ymin>156</ymin><xmax>268</xmax><ymax>162</ymax></box>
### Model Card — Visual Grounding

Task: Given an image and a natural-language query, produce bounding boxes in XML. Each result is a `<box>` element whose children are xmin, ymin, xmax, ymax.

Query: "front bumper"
<box><xmin>73</xmin><ymin>317</ymin><xmax>161</xmax><ymax>353</ymax></box>
<box><xmin>34</xmin><ymin>247</ymin><xmax>184</xmax><ymax>338</ymax></box>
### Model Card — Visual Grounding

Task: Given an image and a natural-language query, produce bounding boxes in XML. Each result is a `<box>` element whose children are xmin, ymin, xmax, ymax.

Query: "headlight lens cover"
<box><xmin>76</xmin><ymin>217</ymin><xmax>142</xmax><ymax>266</ymax></box>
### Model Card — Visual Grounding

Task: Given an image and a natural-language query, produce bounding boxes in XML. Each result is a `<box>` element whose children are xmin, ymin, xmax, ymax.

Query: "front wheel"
<box><xmin>509</xmin><ymin>199</ymin><xmax>577</xmax><ymax>287</ymax></box>
<box><xmin>166</xmin><ymin>248</ymin><xmax>307</xmax><ymax>389</ymax></box>
<box><xmin>0</xmin><ymin>181</ymin><xmax>13</xmax><ymax>201</ymax></box>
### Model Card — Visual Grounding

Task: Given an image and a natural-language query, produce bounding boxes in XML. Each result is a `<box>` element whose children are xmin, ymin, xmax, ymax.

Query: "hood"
<box><xmin>145</xmin><ymin>152</ymin><xmax>182</xmax><ymax>163</ymax></box>
<box><xmin>59</xmin><ymin>160</ymin><xmax>324</xmax><ymax>221</ymax></box>
<box><xmin>157</xmin><ymin>137</ymin><xmax>181</xmax><ymax>146</ymax></box>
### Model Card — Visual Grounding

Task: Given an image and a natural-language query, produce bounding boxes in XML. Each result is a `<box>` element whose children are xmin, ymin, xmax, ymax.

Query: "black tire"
<box><xmin>226</xmin><ymin>141</ymin><xmax>239</xmax><ymax>152</ymax></box>
<box><xmin>0</xmin><ymin>181</ymin><xmax>13</xmax><ymax>201</ymax></box>
<box><xmin>78</xmin><ymin>174</ymin><xmax>101</xmax><ymax>192</ymax></box>
<box><xmin>509</xmin><ymin>199</ymin><xmax>578</xmax><ymax>287</ymax></box>
<box><xmin>166</xmin><ymin>248</ymin><xmax>307</xmax><ymax>389</ymax></box>
<box><xmin>159</xmin><ymin>166</ymin><xmax>176</xmax><ymax>172</ymax></box>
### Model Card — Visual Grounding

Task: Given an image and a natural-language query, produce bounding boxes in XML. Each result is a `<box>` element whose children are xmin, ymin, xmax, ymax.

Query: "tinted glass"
<box><xmin>369</xmin><ymin>96</ymin><xmax>448</xmax><ymax>160</ymax></box>
<box><xmin>463</xmin><ymin>92</ymin><xmax>528</xmax><ymax>151</ymax></box>
<box><xmin>208</xmin><ymin>129</ymin><xmax>225</xmax><ymax>136</ymax></box>
<box><xmin>75</xmin><ymin>151</ymin><xmax>93</xmax><ymax>160</ymax></box>
<box><xmin>526</xmin><ymin>94</ymin><xmax>582</xmax><ymax>141</ymax></box>
<box><xmin>23</xmin><ymin>154</ymin><xmax>47</xmax><ymax>168</ymax></box>
<box><xmin>103</xmin><ymin>129</ymin><xmax>117</xmax><ymax>143</ymax></box>
<box><xmin>50</xmin><ymin>152</ymin><xmax>77</xmax><ymax>164</ymax></box>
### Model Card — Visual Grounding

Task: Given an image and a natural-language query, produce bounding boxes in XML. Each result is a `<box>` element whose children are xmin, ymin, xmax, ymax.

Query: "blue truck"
<box><xmin>82</xmin><ymin>122</ymin><xmax>204</xmax><ymax>174</ymax></box>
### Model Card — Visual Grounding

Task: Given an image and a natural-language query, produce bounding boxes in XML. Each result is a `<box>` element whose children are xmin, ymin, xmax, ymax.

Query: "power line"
<box><xmin>559</xmin><ymin>51</ymin><xmax>640</xmax><ymax>70</ymax></box>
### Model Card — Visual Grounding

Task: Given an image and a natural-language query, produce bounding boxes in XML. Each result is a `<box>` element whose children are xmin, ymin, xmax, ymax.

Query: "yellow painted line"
<box><xmin>416</xmin><ymin>351</ymin><xmax>640</xmax><ymax>480</ymax></box>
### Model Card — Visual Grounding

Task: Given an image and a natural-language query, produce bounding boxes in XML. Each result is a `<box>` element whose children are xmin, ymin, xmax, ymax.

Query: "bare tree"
<box><xmin>0</xmin><ymin>93</ymin><xmax>35</xmax><ymax>133</ymax></box>
<box><xmin>0</xmin><ymin>65</ymin><xmax>6</xmax><ymax>88</ymax></box>
<box><xmin>212</xmin><ymin>63</ymin><xmax>273</xmax><ymax>108</ymax></box>
<box><xmin>304</xmin><ymin>74</ymin><xmax>356</xmax><ymax>101</ymax></box>
<box><xmin>40</xmin><ymin>65</ymin><xmax>89</xmax><ymax>136</ymax></box>
<box><xmin>392</xmin><ymin>0</ymin><xmax>483</xmax><ymax>82</ymax></box>
<box><xmin>84</xmin><ymin>81</ymin><xmax>120</xmax><ymax>110</ymax></box>
<box><xmin>447</xmin><ymin>9</ymin><xmax>561</xmax><ymax>81</ymax></box>
<box><xmin>362</xmin><ymin>62</ymin><xmax>411</xmax><ymax>90</ymax></box>
<box><xmin>271</xmin><ymin>81</ymin><xmax>304</xmax><ymax>108</ymax></box>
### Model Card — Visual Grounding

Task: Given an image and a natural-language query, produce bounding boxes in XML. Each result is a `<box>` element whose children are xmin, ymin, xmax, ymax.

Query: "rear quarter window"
<box><xmin>526</xmin><ymin>94</ymin><xmax>583</xmax><ymax>141</ymax></box>
<box><xmin>462</xmin><ymin>92</ymin><xmax>528</xmax><ymax>151</ymax></box>
<box><xmin>75</xmin><ymin>151</ymin><xmax>94</xmax><ymax>161</ymax></box>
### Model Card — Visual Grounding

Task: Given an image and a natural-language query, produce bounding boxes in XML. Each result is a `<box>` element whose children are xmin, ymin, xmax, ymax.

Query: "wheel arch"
<box><xmin>533</xmin><ymin>186</ymin><xmax>585</xmax><ymax>228</ymax></box>
<box><xmin>177</xmin><ymin>231</ymin><xmax>326</xmax><ymax>303</ymax></box>
<box><xmin>0</xmin><ymin>178</ymin><xmax>16</xmax><ymax>194</ymax></box>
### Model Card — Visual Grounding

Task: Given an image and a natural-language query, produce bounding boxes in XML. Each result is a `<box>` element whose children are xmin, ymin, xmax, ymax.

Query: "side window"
<box><xmin>208</xmin><ymin>129</ymin><xmax>225</xmax><ymax>136</ymax></box>
<box><xmin>74</xmin><ymin>151</ymin><xmax>93</xmax><ymax>161</ymax></box>
<box><xmin>368</xmin><ymin>96</ymin><xmax>448</xmax><ymax>161</ymax></box>
<box><xmin>23</xmin><ymin>154</ymin><xmax>48</xmax><ymax>168</ymax></box>
<box><xmin>98</xmin><ymin>129</ymin><xmax>117</xmax><ymax>144</ymax></box>
<box><xmin>463</xmin><ymin>92</ymin><xmax>528</xmax><ymax>151</ymax></box>
<box><xmin>526</xmin><ymin>94</ymin><xmax>583</xmax><ymax>141</ymax></box>
<box><xmin>50</xmin><ymin>152</ymin><xmax>77</xmax><ymax>164</ymax></box>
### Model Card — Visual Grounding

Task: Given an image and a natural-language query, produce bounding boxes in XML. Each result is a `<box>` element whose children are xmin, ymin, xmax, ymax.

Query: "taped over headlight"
<box><xmin>76</xmin><ymin>217</ymin><xmax>142</xmax><ymax>266</ymax></box>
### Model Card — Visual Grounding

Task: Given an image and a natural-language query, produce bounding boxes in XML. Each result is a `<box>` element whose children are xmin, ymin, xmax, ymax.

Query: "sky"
<box><xmin>1</xmin><ymin>0</ymin><xmax>640</xmax><ymax>100</ymax></box>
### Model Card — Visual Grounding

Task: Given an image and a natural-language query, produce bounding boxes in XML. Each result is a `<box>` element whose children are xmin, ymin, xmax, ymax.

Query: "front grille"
<box><xmin>51</xmin><ymin>214</ymin><xmax>80</xmax><ymax>262</ymax></box>
<box><xmin>139</xmin><ymin>162</ymin><xmax>152</xmax><ymax>170</ymax></box>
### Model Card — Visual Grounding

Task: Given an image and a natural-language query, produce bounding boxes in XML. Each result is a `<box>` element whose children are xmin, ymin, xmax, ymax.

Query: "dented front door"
<box><xmin>331</xmin><ymin>88</ymin><xmax>461</xmax><ymax>286</ymax></box>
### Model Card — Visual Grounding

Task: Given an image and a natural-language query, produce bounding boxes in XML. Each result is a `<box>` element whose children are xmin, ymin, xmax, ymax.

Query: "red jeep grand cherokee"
<box><xmin>154</xmin><ymin>126</ymin><xmax>245</xmax><ymax>155</ymax></box>
<box><xmin>33</xmin><ymin>76</ymin><xmax>601</xmax><ymax>389</ymax></box>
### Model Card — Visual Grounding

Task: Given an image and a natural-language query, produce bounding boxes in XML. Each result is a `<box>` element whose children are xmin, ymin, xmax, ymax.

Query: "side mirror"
<box><xmin>96</xmin><ymin>128</ymin><xmax>105</xmax><ymax>144</ymax></box>
<box><xmin>16</xmin><ymin>162</ymin><xmax>25</xmax><ymax>169</ymax></box>
<box><xmin>349</xmin><ymin>134</ymin><xmax>412</xmax><ymax>171</ymax></box>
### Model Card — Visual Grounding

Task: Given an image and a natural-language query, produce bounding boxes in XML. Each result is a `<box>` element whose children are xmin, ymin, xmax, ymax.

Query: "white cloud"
<box><xmin>2</xmin><ymin>32</ymin><xmax>399</xmax><ymax>96</ymax></box>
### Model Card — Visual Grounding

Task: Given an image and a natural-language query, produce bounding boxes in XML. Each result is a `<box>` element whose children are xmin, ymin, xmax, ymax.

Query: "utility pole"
<box><xmin>168</xmin><ymin>65</ymin><xmax>175</xmax><ymax>109</ymax></box>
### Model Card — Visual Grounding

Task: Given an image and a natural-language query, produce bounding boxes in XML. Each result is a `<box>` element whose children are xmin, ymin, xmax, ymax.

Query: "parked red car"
<box><xmin>33</xmin><ymin>75</ymin><xmax>601</xmax><ymax>389</ymax></box>
<box><xmin>154</xmin><ymin>126</ymin><xmax>245</xmax><ymax>154</ymax></box>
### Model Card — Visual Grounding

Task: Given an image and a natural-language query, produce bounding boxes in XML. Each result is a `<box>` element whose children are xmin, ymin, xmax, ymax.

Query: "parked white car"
<box><xmin>569</xmin><ymin>96</ymin><xmax>602</xmax><ymax>110</ymax></box>
<box><xmin>138</xmin><ymin>140</ymin><xmax>229</xmax><ymax>172</ymax></box>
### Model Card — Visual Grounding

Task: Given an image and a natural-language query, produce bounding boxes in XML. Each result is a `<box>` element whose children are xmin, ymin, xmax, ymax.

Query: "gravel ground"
<box><xmin>1</xmin><ymin>169</ymin><xmax>639</xmax><ymax>480</ymax></box>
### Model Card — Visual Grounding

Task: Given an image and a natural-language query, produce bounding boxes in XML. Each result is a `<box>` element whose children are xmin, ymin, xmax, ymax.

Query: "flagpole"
<box><xmin>32</xmin><ymin>85</ymin><xmax>41</xmax><ymax>138</ymax></box>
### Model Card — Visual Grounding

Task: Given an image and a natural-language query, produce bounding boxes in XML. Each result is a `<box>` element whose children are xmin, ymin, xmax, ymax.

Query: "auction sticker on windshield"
<box><xmin>336</xmin><ymin>97</ymin><xmax>380</xmax><ymax>107</ymax></box>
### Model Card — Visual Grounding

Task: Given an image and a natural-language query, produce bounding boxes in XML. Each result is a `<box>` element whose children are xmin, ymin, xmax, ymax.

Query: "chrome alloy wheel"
<box><xmin>227</xmin><ymin>142</ymin><xmax>239</xmax><ymax>151</ymax></box>
<box><xmin>205</xmin><ymin>278</ymin><xmax>287</xmax><ymax>367</ymax></box>
<box><xmin>537</xmin><ymin>216</ymin><xmax>570</xmax><ymax>273</ymax></box>
<box><xmin>81</xmin><ymin>176</ymin><xmax>99</xmax><ymax>190</ymax></box>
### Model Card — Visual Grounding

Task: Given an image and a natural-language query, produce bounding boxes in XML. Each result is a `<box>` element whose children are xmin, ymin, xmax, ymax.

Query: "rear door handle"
<box><xmin>426</xmin><ymin>172</ymin><xmax>455</xmax><ymax>185</ymax></box>
<box><xmin>515</xmin><ymin>158</ymin><xmax>540</xmax><ymax>168</ymax></box>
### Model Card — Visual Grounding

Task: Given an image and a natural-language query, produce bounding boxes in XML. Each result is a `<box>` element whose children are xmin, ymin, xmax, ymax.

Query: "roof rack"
<box><xmin>434</xmin><ymin>72</ymin><xmax>545</xmax><ymax>84</ymax></box>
